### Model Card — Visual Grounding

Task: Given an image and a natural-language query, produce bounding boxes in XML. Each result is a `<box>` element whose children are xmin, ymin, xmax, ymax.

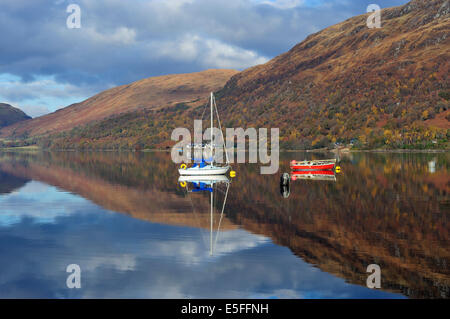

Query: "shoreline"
<box><xmin>347</xmin><ymin>149</ymin><xmax>449</xmax><ymax>153</ymax></box>
<box><xmin>285</xmin><ymin>148</ymin><xmax>449</xmax><ymax>154</ymax></box>
<box><xmin>1</xmin><ymin>146</ymin><xmax>448</xmax><ymax>153</ymax></box>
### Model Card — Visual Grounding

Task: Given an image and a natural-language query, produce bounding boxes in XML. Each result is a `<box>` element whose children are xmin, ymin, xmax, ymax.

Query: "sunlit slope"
<box><xmin>216</xmin><ymin>0</ymin><xmax>449</xmax><ymax>148</ymax></box>
<box><xmin>0</xmin><ymin>69</ymin><xmax>238</xmax><ymax>138</ymax></box>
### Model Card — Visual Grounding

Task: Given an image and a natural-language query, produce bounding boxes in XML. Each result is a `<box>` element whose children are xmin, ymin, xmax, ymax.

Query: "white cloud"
<box><xmin>0</xmin><ymin>75</ymin><xmax>107</xmax><ymax>115</ymax></box>
<box><xmin>155</xmin><ymin>34</ymin><xmax>269</xmax><ymax>69</ymax></box>
<box><xmin>0</xmin><ymin>77</ymin><xmax>92</xmax><ymax>100</ymax></box>
<box><xmin>15</xmin><ymin>104</ymin><xmax>50</xmax><ymax>118</ymax></box>
<box><xmin>202</xmin><ymin>37</ymin><xmax>269</xmax><ymax>69</ymax></box>
<box><xmin>84</xmin><ymin>27</ymin><xmax>137</xmax><ymax>45</ymax></box>
<box><xmin>260</xmin><ymin>0</ymin><xmax>306</xmax><ymax>9</ymax></box>
<box><xmin>0</xmin><ymin>181</ymin><xmax>86</xmax><ymax>225</ymax></box>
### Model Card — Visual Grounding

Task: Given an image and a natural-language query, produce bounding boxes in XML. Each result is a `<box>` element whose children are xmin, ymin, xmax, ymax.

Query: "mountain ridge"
<box><xmin>0</xmin><ymin>103</ymin><xmax>31</xmax><ymax>129</ymax></box>
<box><xmin>214</xmin><ymin>0</ymin><xmax>449</xmax><ymax>149</ymax></box>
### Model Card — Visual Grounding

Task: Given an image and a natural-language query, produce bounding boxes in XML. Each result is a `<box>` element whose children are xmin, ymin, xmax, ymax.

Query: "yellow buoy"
<box><xmin>180</xmin><ymin>164</ymin><xmax>187</xmax><ymax>169</ymax></box>
<box><xmin>180</xmin><ymin>181</ymin><xmax>186</xmax><ymax>188</ymax></box>
<box><xmin>230</xmin><ymin>170</ymin><xmax>236</xmax><ymax>178</ymax></box>
<box><xmin>335</xmin><ymin>166</ymin><xmax>341</xmax><ymax>173</ymax></box>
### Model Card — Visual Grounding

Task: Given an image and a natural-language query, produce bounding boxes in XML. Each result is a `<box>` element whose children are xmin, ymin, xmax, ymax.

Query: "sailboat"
<box><xmin>179</xmin><ymin>92</ymin><xmax>230</xmax><ymax>176</ymax></box>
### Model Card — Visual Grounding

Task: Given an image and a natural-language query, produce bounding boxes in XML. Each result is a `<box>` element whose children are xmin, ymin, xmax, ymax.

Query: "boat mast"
<box><xmin>210</xmin><ymin>92</ymin><xmax>214</xmax><ymax>167</ymax></box>
<box><xmin>210</xmin><ymin>189</ymin><xmax>213</xmax><ymax>256</ymax></box>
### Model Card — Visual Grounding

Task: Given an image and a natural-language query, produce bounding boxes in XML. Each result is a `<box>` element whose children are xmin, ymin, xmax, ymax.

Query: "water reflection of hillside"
<box><xmin>0</xmin><ymin>151</ymin><xmax>448</xmax><ymax>298</ymax></box>
<box><xmin>235</xmin><ymin>152</ymin><xmax>449</xmax><ymax>299</ymax></box>
<box><xmin>0</xmin><ymin>152</ymin><xmax>235</xmax><ymax>230</ymax></box>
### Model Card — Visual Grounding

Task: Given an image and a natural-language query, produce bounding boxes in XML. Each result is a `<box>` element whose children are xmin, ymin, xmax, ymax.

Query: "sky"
<box><xmin>0</xmin><ymin>0</ymin><xmax>409</xmax><ymax>117</ymax></box>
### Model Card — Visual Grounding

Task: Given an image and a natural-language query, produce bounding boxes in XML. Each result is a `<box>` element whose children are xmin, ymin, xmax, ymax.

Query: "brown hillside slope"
<box><xmin>215</xmin><ymin>0</ymin><xmax>449</xmax><ymax>148</ymax></box>
<box><xmin>0</xmin><ymin>69</ymin><xmax>238</xmax><ymax>137</ymax></box>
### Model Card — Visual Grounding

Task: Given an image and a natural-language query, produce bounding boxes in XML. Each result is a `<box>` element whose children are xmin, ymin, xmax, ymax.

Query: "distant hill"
<box><xmin>0</xmin><ymin>103</ymin><xmax>31</xmax><ymax>129</ymax></box>
<box><xmin>0</xmin><ymin>69</ymin><xmax>238</xmax><ymax>140</ymax></box>
<box><xmin>1</xmin><ymin>0</ymin><xmax>449</xmax><ymax>150</ymax></box>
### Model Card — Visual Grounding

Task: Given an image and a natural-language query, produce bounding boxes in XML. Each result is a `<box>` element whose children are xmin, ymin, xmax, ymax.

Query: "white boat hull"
<box><xmin>178</xmin><ymin>175</ymin><xmax>229</xmax><ymax>183</ymax></box>
<box><xmin>179</xmin><ymin>165</ymin><xmax>230</xmax><ymax>176</ymax></box>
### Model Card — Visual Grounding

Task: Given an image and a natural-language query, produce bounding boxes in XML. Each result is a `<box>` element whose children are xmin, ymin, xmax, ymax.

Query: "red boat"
<box><xmin>290</xmin><ymin>159</ymin><xmax>336</xmax><ymax>171</ymax></box>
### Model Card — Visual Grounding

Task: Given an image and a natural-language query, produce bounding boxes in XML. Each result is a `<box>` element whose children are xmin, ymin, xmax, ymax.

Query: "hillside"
<box><xmin>1</xmin><ymin>0</ymin><xmax>449</xmax><ymax>150</ymax></box>
<box><xmin>0</xmin><ymin>69</ymin><xmax>238</xmax><ymax>140</ymax></box>
<box><xmin>0</xmin><ymin>103</ymin><xmax>31</xmax><ymax>129</ymax></box>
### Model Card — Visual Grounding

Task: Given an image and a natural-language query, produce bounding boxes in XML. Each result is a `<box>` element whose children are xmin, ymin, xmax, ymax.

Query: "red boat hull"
<box><xmin>290</xmin><ymin>163</ymin><xmax>335</xmax><ymax>170</ymax></box>
<box><xmin>292</xmin><ymin>170</ymin><xmax>335</xmax><ymax>176</ymax></box>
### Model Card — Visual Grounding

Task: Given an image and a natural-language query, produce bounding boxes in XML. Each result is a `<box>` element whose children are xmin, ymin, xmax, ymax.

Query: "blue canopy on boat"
<box><xmin>192</xmin><ymin>160</ymin><xmax>208</xmax><ymax>168</ymax></box>
<box><xmin>192</xmin><ymin>158</ymin><xmax>213</xmax><ymax>167</ymax></box>
<box><xmin>191</xmin><ymin>182</ymin><xmax>213</xmax><ymax>193</ymax></box>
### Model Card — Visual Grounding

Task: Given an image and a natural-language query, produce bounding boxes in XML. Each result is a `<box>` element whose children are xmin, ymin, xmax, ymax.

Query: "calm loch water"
<box><xmin>0</xmin><ymin>151</ymin><xmax>448</xmax><ymax>298</ymax></box>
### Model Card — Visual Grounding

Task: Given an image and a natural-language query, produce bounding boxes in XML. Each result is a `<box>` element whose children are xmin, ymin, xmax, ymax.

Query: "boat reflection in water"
<box><xmin>178</xmin><ymin>175</ymin><xmax>230</xmax><ymax>256</ymax></box>
<box><xmin>291</xmin><ymin>170</ymin><xmax>336</xmax><ymax>182</ymax></box>
<box><xmin>281</xmin><ymin>168</ymin><xmax>337</xmax><ymax>198</ymax></box>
